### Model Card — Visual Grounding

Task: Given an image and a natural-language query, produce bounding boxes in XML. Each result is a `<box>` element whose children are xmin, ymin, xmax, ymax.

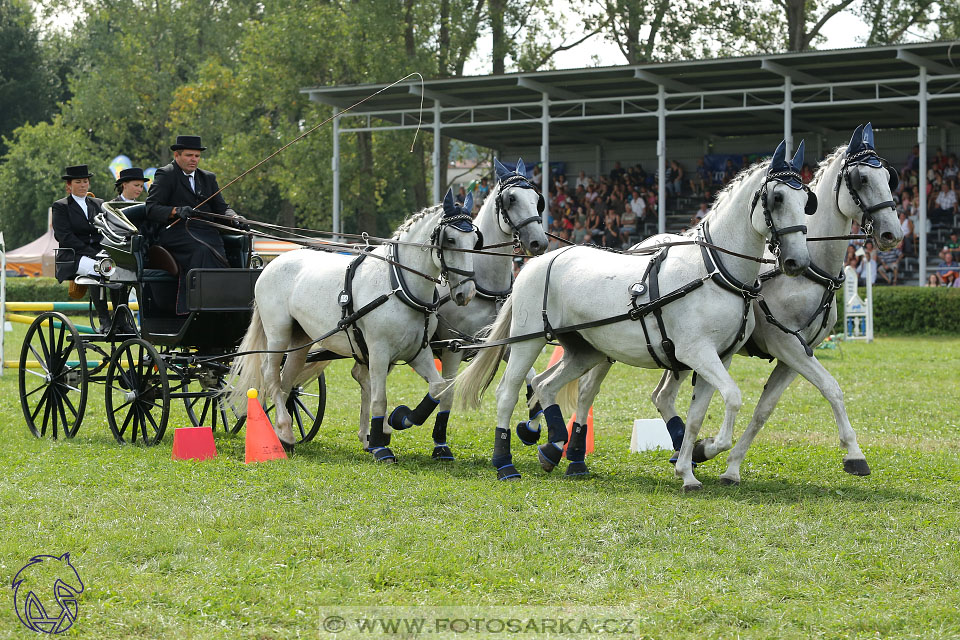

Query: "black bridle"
<box><xmin>750</xmin><ymin>169</ymin><xmax>815</xmax><ymax>256</ymax></box>
<box><xmin>494</xmin><ymin>174</ymin><xmax>544</xmax><ymax>242</ymax></box>
<box><xmin>429</xmin><ymin>213</ymin><xmax>479</xmax><ymax>290</ymax></box>
<box><xmin>834</xmin><ymin>148</ymin><xmax>899</xmax><ymax>237</ymax></box>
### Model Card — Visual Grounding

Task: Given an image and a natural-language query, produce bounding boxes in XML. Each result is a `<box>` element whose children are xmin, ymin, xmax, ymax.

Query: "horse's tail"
<box><xmin>226</xmin><ymin>302</ymin><xmax>267</xmax><ymax>416</ymax></box>
<box><xmin>456</xmin><ymin>295</ymin><xmax>513</xmax><ymax>409</ymax></box>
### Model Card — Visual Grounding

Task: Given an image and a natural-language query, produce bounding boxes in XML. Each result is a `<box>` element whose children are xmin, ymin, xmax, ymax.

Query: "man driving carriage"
<box><xmin>145</xmin><ymin>134</ymin><xmax>246</xmax><ymax>314</ymax></box>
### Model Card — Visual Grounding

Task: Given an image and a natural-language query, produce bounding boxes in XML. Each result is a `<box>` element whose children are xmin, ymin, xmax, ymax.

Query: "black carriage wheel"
<box><xmin>258</xmin><ymin>373</ymin><xmax>327</xmax><ymax>444</ymax></box>
<box><xmin>105</xmin><ymin>339</ymin><xmax>169</xmax><ymax>445</ymax></box>
<box><xmin>18</xmin><ymin>312</ymin><xmax>88</xmax><ymax>439</ymax></box>
<box><xmin>183</xmin><ymin>378</ymin><xmax>245</xmax><ymax>435</ymax></box>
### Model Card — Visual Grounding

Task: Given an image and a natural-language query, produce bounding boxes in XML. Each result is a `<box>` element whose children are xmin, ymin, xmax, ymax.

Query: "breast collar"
<box><xmin>389</xmin><ymin>242</ymin><xmax>441</xmax><ymax>314</ymax></box>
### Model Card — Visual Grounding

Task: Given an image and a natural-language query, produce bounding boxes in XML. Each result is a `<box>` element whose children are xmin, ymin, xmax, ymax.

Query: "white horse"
<box><xmin>228</xmin><ymin>189</ymin><xmax>479</xmax><ymax>461</ymax></box>
<box><xmin>570</xmin><ymin>123</ymin><xmax>902</xmax><ymax>485</ymax></box>
<box><xmin>428</xmin><ymin>158</ymin><xmax>549</xmax><ymax>460</ymax></box>
<box><xmin>457</xmin><ymin>141</ymin><xmax>814</xmax><ymax>490</ymax></box>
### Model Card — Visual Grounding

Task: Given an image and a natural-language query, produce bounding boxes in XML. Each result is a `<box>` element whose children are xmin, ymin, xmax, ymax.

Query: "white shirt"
<box><xmin>183</xmin><ymin>171</ymin><xmax>196</xmax><ymax>192</ymax></box>
<box><xmin>630</xmin><ymin>197</ymin><xmax>645</xmax><ymax>216</ymax></box>
<box><xmin>71</xmin><ymin>194</ymin><xmax>89</xmax><ymax>218</ymax></box>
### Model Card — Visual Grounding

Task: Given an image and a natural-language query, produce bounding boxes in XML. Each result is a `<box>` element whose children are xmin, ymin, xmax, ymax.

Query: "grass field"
<box><xmin>1</xmin><ymin>316</ymin><xmax>959</xmax><ymax>639</ymax></box>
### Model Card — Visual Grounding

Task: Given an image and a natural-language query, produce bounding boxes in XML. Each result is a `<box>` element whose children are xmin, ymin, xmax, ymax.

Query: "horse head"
<box><xmin>438</xmin><ymin>188</ymin><xmax>479</xmax><ymax>306</ymax></box>
<box><xmin>836</xmin><ymin>122</ymin><xmax>903</xmax><ymax>250</ymax></box>
<box><xmin>493</xmin><ymin>157</ymin><xmax>549</xmax><ymax>256</ymax></box>
<box><xmin>754</xmin><ymin>140</ymin><xmax>813</xmax><ymax>276</ymax></box>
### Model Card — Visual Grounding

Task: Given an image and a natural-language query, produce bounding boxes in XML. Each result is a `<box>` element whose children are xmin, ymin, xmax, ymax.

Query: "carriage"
<box><xmin>17</xmin><ymin>202</ymin><xmax>326</xmax><ymax>446</ymax></box>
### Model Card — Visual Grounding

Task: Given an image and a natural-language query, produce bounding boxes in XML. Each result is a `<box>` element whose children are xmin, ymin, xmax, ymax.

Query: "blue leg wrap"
<box><xmin>388</xmin><ymin>393</ymin><xmax>440</xmax><ymax>430</ymax></box>
<box><xmin>666</xmin><ymin>416</ymin><xmax>685</xmax><ymax>451</ymax></box>
<box><xmin>492</xmin><ymin>427</ymin><xmax>520</xmax><ymax>480</ymax></box>
<box><xmin>516</xmin><ymin>415</ymin><xmax>542</xmax><ymax>446</ymax></box>
<box><xmin>542</xmin><ymin>404</ymin><xmax>568</xmax><ymax>444</ymax></box>
<box><xmin>432</xmin><ymin>412</ymin><xmax>454</xmax><ymax>461</ymax></box>
<box><xmin>368</xmin><ymin>416</ymin><xmax>395</xmax><ymax>462</ymax></box>
<box><xmin>564</xmin><ymin>422</ymin><xmax>589</xmax><ymax>477</ymax></box>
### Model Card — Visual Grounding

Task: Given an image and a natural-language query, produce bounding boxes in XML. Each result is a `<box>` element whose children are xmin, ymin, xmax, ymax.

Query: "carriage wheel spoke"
<box><xmin>56</xmin><ymin>394</ymin><xmax>70</xmax><ymax>434</ymax></box>
<box><xmin>199</xmin><ymin>399</ymin><xmax>211</xmax><ymax>427</ymax></box>
<box><xmin>118</xmin><ymin>404</ymin><xmax>135</xmax><ymax>437</ymax></box>
<box><xmin>49</xmin><ymin>388</ymin><xmax>60</xmax><ymax>439</ymax></box>
<box><xmin>144</xmin><ymin>410</ymin><xmax>160</xmax><ymax>439</ymax></box>
<box><xmin>29</xmin><ymin>344</ymin><xmax>50</xmax><ymax>375</ymax></box>
<box><xmin>294</xmin><ymin>397</ymin><xmax>316</xmax><ymax>424</ymax></box>
<box><xmin>55</xmin><ymin>323</ymin><xmax>66</xmax><ymax>366</ymax></box>
<box><xmin>24</xmin><ymin>381</ymin><xmax>47</xmax><ymax>397</ymax></box>
<box><xmin>61</xmin><ymin>390</ymin><xmax>79</xmax><ymax>419</ymax></box>
<box><xmin>31</xmin><ymin>390</ymin><xmax>49</xmax><ymax>422</ymax></box>
<box><xmin>40</xmin><ymin>391</ymin><xmax>53</xmax><ymax>437</ymax></box>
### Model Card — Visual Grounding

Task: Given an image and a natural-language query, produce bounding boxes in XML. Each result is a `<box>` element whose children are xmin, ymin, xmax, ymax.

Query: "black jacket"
<box><xmin>51</xmin><ymin>195</ymin><xmax>104</xmax><ymax>282</ymax></box>
<box><xmin>145</xmin><ymin>162</ymin><xmax>228</xmax><ymax>224</ymax></box>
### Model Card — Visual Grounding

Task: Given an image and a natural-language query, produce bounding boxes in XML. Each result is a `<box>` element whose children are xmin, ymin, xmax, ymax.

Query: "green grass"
<box><xmin>1</xmin><ymin>316</ymin><xmax>959</xmax><ymax>639</ymax></box>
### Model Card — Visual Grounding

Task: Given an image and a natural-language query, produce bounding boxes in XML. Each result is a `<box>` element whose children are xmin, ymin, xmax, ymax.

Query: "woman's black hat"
<box><xmin>62</xmin><ymin>164</ymin><xmax>92</xmax><ymax>180</ymax></box>
<box><xmin>170</xmin><ymin>135</ymin><xmax>207</xmax><ymax>151</ymax></box>
<box><xmin>115</xmin><ymin>167</ymin><xmax>150</xmax><ymax>184</ymax></box>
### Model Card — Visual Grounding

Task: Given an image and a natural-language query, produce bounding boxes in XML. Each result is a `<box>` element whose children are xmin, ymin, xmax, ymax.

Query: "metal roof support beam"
<box><xmin>918</xmin><ymin>67</ymin><xmax>928</xmax><ymax>285</ymax></box>
<box><xmin>433</xmin><ymin>100</ymin><xmax>442</xmax><ymax>203</ymax></box>
<box><xmin>761</xmin><ymin>59</ymin><xmax>820</xmax><ymax>85</ymax></box>
<box><xmin>541</xmin><ymin>91</ymin><xmax>551</xmax><ymax>226</ymax></box>
<box><xmin>637</xmin><ymin>69</ymin><xmax>832</xmax><ymax>136</ymax></box>
<box><xmin>657</xmin><ymin>85</ymin><xmax>666</xmax><ymax>235</ymax></box>
<box><xmin>784</xmin><ymin>76</ymin><xmax>793</xmax><ymax>158</ymax></box>
<box><xmin>519</xmin><ymin>77</ymin><xmax>581</xmax><ymax>101</ymax></box>
<box><xmin>408</xmin><ymin>85</ymin><xmax>471</xmax><ymax>107</ymax></box>
<box><xmin>332</xmin><ymin>115</ymin><xmax>341</xmax><ymax>236</ymax></box>
<box><xmin>897</xmin><ymin>49</ymin><xmax>953</xmax><ymax>75</ymax></box>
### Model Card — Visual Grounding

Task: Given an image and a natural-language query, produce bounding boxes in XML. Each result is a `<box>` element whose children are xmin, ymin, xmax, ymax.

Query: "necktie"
<box><xmin>189</xmin><ymin>174</ymin><xmax>196</xmax><ymax>193</ymax></box>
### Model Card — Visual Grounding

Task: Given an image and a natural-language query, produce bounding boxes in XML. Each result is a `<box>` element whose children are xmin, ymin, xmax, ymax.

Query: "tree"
<box><xmin>0</xmin><ymin>0</ymin><xmax>59</xmax><ymax>155</ymax></box>
<box><xmin>0</xmin><ymin>118</ymin><xmax>105</xmax><ymax>247</ymax></box>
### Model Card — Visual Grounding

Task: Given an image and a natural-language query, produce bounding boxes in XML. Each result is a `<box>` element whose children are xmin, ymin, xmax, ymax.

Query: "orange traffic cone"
<box><xmin>547</xmin><ymin>345</ymin><xmax>564</xmax><ymax>367</ymax></box>
<box><xmin>171</xmin><ymin>426</ymin><xmax>217</xmax><ymax>461</ymax></box>
<box><xmin>244</xmin><ymin>388</ymin><xmax>288</xmax><ymax>464</ymax></box>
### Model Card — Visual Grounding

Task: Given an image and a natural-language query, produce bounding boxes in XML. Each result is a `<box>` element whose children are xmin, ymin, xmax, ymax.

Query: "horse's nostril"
<box><xmin>784</xmin><ymin>258</ymin><xmax>798</xmax><ymax>272</ymax></box>
<box><xmin>530</xmin><ymin>241</ymin><xmax>541</xmax><ymax>253</ymax></box>
<box><xmin>881</xmin><ymin>231</ymin><xmax>895</xmax><ymax>245</ymax></box>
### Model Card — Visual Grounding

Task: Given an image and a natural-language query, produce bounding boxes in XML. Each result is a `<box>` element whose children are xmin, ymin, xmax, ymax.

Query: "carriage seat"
<box><xmin>143</xmin><ymin>245</ymin><xmax>179</xmax><ymax>282</ymax></box>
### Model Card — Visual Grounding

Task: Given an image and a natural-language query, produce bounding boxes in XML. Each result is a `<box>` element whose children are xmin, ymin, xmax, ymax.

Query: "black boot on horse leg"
<box><xmin>431</xmin><ymin>411</ymin><xmax>454</xmax><ymax>461</ymax></box>
<box><xmin>367</xmin><ymin>415</ymin><xmax>396</xmax><ymax>463</ymax></box>
<box><xmin>388</xmin><ymin>392</ymin><xmax>439</xmax><ymax>430</ymax></box>
<box><xmin>565</xmin><ymin>422</ymin><xmax>589</xmax><ymax>477</ymax></box>
<box><xmin>492</xmin><ymin>427</ymin><xmax>520</xmax><ymax>480</ymax></box>
<box><xmin>516</xmin><ymin>384</ymin><xmax>543</xmax><ymax>445</ymax></box>
<box><xmin>537</xmin><ymin>404</ymin><xmax>569</xmax><ymax>473</ymax></box>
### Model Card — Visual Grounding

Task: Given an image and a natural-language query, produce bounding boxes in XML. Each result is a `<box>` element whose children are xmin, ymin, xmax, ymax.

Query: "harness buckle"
<box><xmin>338</xmin><ymin>291</ymin><xmax>350</xmax><ymax>307</ymax></box>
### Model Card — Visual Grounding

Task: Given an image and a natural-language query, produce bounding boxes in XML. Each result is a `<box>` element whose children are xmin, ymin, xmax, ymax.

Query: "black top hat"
<box><xmin>115</xmin><ymin>167</ymin><xmax>149</xmax><ymax>184</ymax></box>
<box><xmin>170</xmin><ymin>135</ymin><xmax>207</xmax><ymax>152</ymax></box>
<box><xmin>62</xmin><ymin>164</ymin><xmax>92</xmax><ymax>180</ymax></box>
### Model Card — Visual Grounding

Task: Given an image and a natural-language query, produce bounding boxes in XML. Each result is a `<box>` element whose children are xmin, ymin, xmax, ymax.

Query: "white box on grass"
<box><xmin>630</xmin><ymin>418</ymin><xmax>673</xmax><ymax>453</ymax></box>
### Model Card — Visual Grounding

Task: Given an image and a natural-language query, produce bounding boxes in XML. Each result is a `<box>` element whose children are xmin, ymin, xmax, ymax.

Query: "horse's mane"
<box><xmin>702</xmin><ymin>159</ymin><xmax>770</xmax><ymax>222</ymax></box>
<box><xmin>811</xmin><ymin>145</ymin><xmax>847</xmax><ymax>187</ymax></box>
<box><xmin>392</xmin><ymin>204</ymin><xmax>441</xmax><ymax>239</ymax></box>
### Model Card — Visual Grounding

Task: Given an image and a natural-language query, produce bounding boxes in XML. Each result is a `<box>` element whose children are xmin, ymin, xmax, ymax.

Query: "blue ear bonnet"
<box><xmin>847</xmin><ymin>122</ymin><xmax>883</xmax><ymax>168</ymax></box>
<box><xmin>442</xmin><ymin>188</ymin><xmax>476</xmax><ymax>232</ymax></box>
<box><xmin>767</xmin><ymin>139</ymin><xmax>805</xmax><ymax>189</ymax></box>
<box><xmin>494</xmin><ymin>156</ymin><xmax>531</xmax><ymax>182</ymax></box>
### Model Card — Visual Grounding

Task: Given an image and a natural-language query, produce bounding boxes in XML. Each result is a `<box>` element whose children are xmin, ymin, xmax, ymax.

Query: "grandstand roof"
<box><xmin>302</xmin><ymin>41</ymin><xmax>960</xmax><ymax>148</ymax></box>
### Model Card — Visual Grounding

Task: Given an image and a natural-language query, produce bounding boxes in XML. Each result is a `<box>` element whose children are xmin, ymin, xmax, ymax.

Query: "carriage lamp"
<box><xmin>95</xmin><ymin>257</ymin><xmax>117</xmax><ymax>277</ymax></box>
<box><xmin>249</xmin><ymin>254</ymin><xmax>264</xmax><ymax>269</ymax></box>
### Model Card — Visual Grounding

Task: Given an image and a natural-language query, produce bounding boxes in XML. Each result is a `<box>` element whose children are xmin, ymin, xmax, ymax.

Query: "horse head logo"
<box><xmin>12</xmin><ymin>553</ymin><xmax>84</xmax><ymax>634</ymax></box>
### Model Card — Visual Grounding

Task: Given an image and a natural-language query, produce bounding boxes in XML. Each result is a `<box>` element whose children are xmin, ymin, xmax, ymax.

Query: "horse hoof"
<box><xmin>719</xmin><ymin>476</ymin><xmax>740</xmax><ymax>487</ymax></box>
<box><xmin>432</xmin><ymin>445</ymin><xmax>455</xmax><ymax>461</ymax></box>
<box><xmin>537</xmin><ymin>443</ymin><xmax>563</xmax><ymax>473</ymax></box>
<box><xmin>565</xmin><ymin>461</ymin><xmax>589</xmax><ymax>478</ymax></box>
<box><xmin>843</xmin><ymin>458</ymin><xmax>871</xmax><ymax>476</ymax></box>
<box><xmin>516</xmin><ymin>421</ymin><xmax>541</xmax><ymax>446</ymax></box>
<box><xmin>371</xmin><ymin>447</ymin><xmax>397</xmax><ymax>463</ymax></box>
<box><xmin>280</xmin><ymin>440</ymin><xmax>295</xmax><ymax>454</ymax></box>
<box><xmin>682</xmin><ymin>482</ymin><xmax>703</xmax><ymax>493</ymax></box>
<box><xmin>496</xmin><ymin>464</ymin><xmax>521</xmax><ymax>481</ymax></box>
<box><xmin>692</xmin><ymin>438</ymin><xmax>712</xmax><ymax>464</ymax></box>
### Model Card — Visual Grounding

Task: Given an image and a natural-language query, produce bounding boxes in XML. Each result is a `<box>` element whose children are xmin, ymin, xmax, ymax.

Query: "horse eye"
<box><xmin>861</xmin><ymin>176</ymin><xmax>869</xmax><ymax>185</ymax></box>
<box><xmin>446</xmin><ymin>236</ymin><xmax>455</xmax><ymax>244</ymax></box>
<box><xmin>774</xmin><ymin>193</ymin><xmax>783</xmax><ymax>204</ymax></box>
<box><xmin>509</xmin><ymin>195</ymin><xmax>516</xmax><ymax>204</ymax></box>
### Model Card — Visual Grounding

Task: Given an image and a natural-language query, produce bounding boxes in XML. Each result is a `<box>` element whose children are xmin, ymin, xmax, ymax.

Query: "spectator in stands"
<box><xmin>904</xmin><ymin>144</ymin><xmax>920</xmax><ymax>172</ymax></box>
<box><xmin>722</xmin><ymin>159</ymin><xmax>736</xmax><ymax>185</ymax></box>
<box><xmin>531</xmin><ymin>165</ymin><xmax>542</xmax><ymax>188</ymax></box>
<box><xmin>603</xmin><ymin>210</ymin><xmax>620</xmax><ymax>248</ymax></box>
<box><xmin>477</xmin><ymin>177</ymin><xmax>490</xmax><ymax>203</ymax></box>
<box><xmin>944</xmin><ymin>154</ymin><xmax>959</xmax><ymax>182</ymax></box>
<box><xmin>924</xmin><ymin>273</ymin><xmax>939</xmax><ymax>287</ymax></box>
<box><xmin>848</xmin><ymin>221</ymin><xmax>865</xmax><ymax>250</ymax></box>
<box><xmin>575</xmin><ymin>170</ymin><xmax>588</xmax><ymax>189</ymax></box>
<box><xmin>857</xmin><ymin>241</ymin><xmax>877</xmax><ymax>286</ymax></box>
<box><xmin>455</xmin><ymin>186</ymin><xmax>467</xmax><ymax>204</ymax></box>
<box><xmin>620</xmin><ymin>205</ymin><xmax>637</xmax><ymax>246</ymax></box>
<box><xmin>690</xmin><ymin>157</ymin><xmax>710</xmax><ymax>196</ymax></box>
<box><xmin>937</xmin><ymin>250</ymin><xmax>958</xmax><ymax>286</ymax></box>
<box><xmin>628</xmin><ymin>189</ymin><xmax>646</xmax><ymax>220</ymax></box>
<box><xmin>586</xmin><ymin>207</ymin><xmax>603</xmax><ymax>236</ymax></box>
<box><xmin>572</xmin><ymin>219</ymin><xmax>586</xmax><ymax>244</ymax></box>
<box><xmin>877</xmin><ymin>241</ymin><xmax>903</xmax><ymax>285</ymax></box>
<box><xmin>582</xmin><ymin>231</ymin><xmax>595</xmax><ymax>246</ymax></box>
<box><xmin>844</xmin><ymin>245</ymin><xmax>859</xmax><ymax>271</ymax></box>
<box><xmin>945</xmin><ymin>233</ymin><xmax>960</xmax><ymax>253</ymax></box>
<box><xmin>609</xmin><ymin>161</ymin><xmax>625</xmax><ymax>182</ymax></box>
<box><xmin>898</xmin><ymin>211</ymin><xmax>914</xmax><ymax>257</ymax></box>
<box><xmin>554</xmin><ymin>173</ymin><xmax>568</xmax><ymax>196</ymax></box>
<box><xmin>669</xmin><ymin>160</ymin><xmax>684</xmax><ymax>197</ymax></box>
<box><xmin>800</xmin><ymin>163</ymin><xmax>814</xmax><ymax>184</ymax></box>
<box><xmin>929</xmin><ymin>181</ymin><xmax>958</xmax><ymax>226</ymax></box>
<box><xmin>689</xmin><ymin>202</ymin><xmax>709</xmax><ymax>227</ymax></box>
